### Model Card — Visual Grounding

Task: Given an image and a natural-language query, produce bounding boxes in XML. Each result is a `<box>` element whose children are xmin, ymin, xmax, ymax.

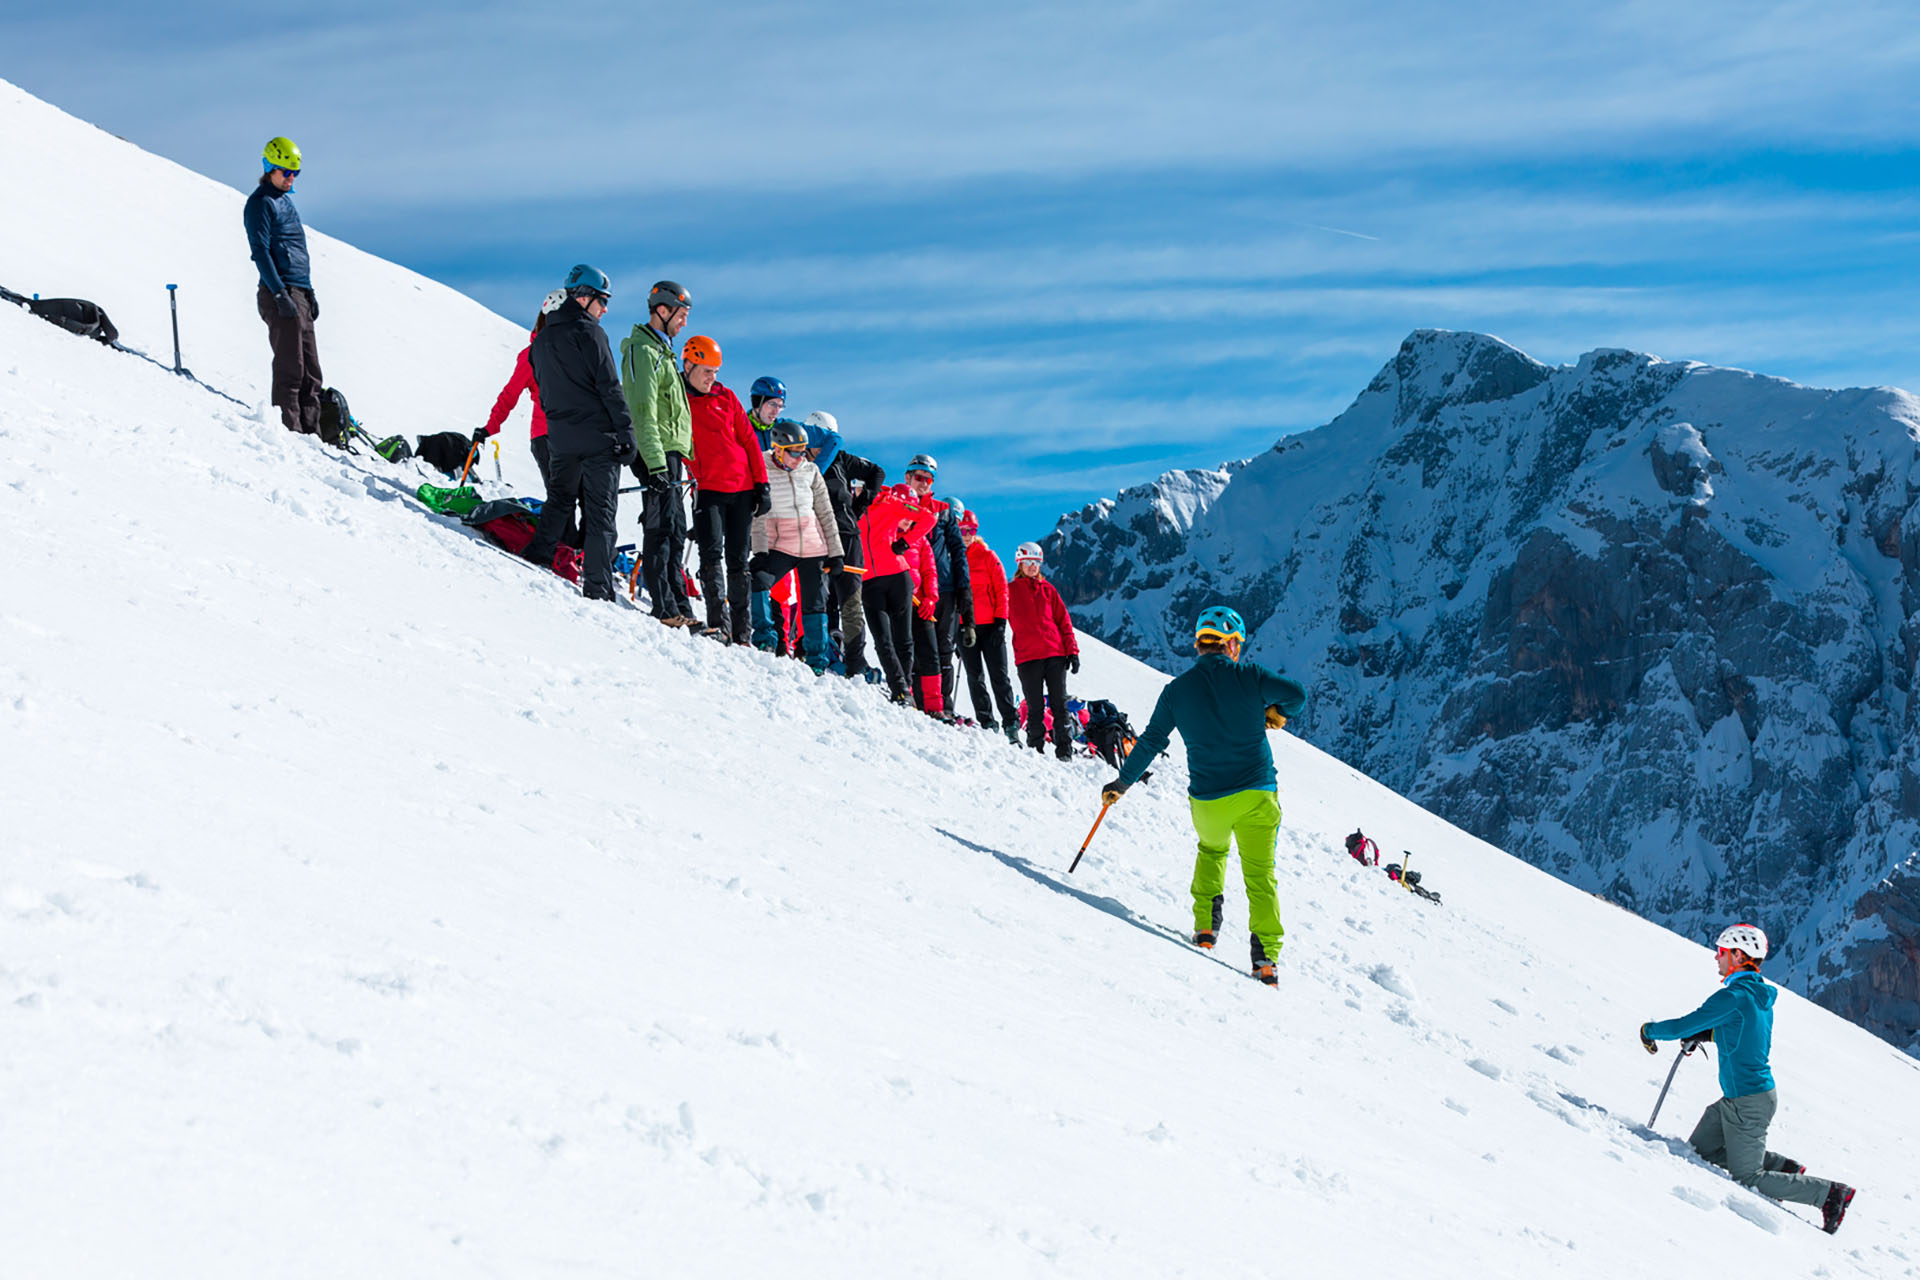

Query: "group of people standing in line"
<box><xmin>241</xmin><ymin>135</ymin><xmax>1086</xmax><ymax>752</ymax></box>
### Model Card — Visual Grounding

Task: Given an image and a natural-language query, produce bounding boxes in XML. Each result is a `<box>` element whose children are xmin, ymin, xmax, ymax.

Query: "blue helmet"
<box><xmin>563</xmin><ymin>264</ymin><xmax>611</xmax><ymax>298</ymax></box>
<box><xmin>905</xmin><ymin>452</ymin><xmax>939</xmax><ymax>477</ymax></box>
<box><xmin>750</xmin><ymin>376</ymin><xmax>788</xmax><ymax>401</ymax></box>
<box><xmin>1195</xmin><ymin>606</ymin><xmax>1246</xmax><ymax>643</ymax></box>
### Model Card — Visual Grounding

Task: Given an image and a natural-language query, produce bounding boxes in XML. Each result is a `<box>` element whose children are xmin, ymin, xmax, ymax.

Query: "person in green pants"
<box><xmin>1100</xmin><ymin>605</ymin><xmax>1307</xmax><ymax>985</ymax></box>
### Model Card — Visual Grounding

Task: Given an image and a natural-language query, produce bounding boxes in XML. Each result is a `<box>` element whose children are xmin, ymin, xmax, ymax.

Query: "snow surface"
<box><xmin>4</xmin><ymin>79</ymin><xmax>1919</xmax><ymax>1278</ymax></box>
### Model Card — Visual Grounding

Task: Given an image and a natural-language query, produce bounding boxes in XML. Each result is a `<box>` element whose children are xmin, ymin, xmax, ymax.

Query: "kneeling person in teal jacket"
<box><xmin>1100</xmin><ymin>606</ymin><xmax>1307</xmax><ymax>985</ymax></box>
<box><xmin>1640</xmin><ymin>924</ymin><xmax>1858</xmax><ymax>1233</ymax></box>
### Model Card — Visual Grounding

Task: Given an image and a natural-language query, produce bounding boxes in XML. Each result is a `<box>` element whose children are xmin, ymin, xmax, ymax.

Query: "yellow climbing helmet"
<box><xmin>262</xmin><ymin>137</ymin><xmax>303</xmax><ymax>173</ymax></box>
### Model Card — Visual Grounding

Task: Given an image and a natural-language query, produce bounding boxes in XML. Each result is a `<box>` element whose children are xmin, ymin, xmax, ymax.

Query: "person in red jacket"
<box><xmin>858</xmin><ymin>484</ymin><xmax>937</xmax><ymax>705</ymax></box>
<box><xmin>681</xmin><ymin>334</ymin><xmax>769</xmax><ymax>643</ymax></box>
<box><xmin>483</xmin><ymin>294</ymin><xmax>578</xmax><ymax>545</ymax></box>
<box><xmin>904</xmin><ymin>519</ymin><xmax>944</xmax><ymax>715</ymax></box>
<box><xmin>957</xmin><ymin>511</ymin><xmax>1020</xmax><ymax>739</ymax></box>
<box><xmin>1008</xmin><ymin>541</ymin><xmax>1080</xmax><ymax>759</ymax></box>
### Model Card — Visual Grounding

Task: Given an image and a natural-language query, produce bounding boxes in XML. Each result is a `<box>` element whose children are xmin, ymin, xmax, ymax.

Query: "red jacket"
<box><xmin>1008</xmin><ymin>572</ymin><xmax>1078</xmax><ymax>664</ymax></box>
<box><xmin>907</xmin><ymin>533</ymin><xmax>937</xmax><ymax>618</ymax></box>
<box><xmin>484</xmin><ymin>342</ymin><xmax>547</xmax><ymax>439</ymax></box>
<box><xmin>967</xmin><ymin>538</ymin><xmax>1009</xmax><ymax>625</ymax></box>
<box><xmin>685</xmin><ymin>381</ymin><xmax>767</xmax><ymax>494</ymax></box>
<box><xmin>858</xmin><ymin>486</ymin><xmax>937</xmax><ymax>579</ymax></box>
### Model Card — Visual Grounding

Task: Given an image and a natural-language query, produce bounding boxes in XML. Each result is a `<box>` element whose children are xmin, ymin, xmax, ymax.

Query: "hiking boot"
<box><xmin>1821</xmin><ymin>1182</ymin><xmax>1856</xmax><ymax>1234</ymax></box>
<box><xmin>1192</xmin><ymin>931</ymin><xmax>1217</xmax><ymax>950</ymax></box>
<box><xmin>1004</xmin><ymin>724</ymin><xmax>1020</xmax><ymax>745</ymax></box>
<box><xmin>1055</xmin><ymin>744</ymin><xmax>1074</xmax><ymax>761</ymax></box>
<box><xmin>1778</xmin><ymin>1157</ymin><xmax>1806</xmax><ymax>1175</ymax></box>
<box><xmin>1253</xmin><ymin>962</ymin><xmax>1278</xmax><ymax>987</ymax></box>
<box><xmin>979</xmin><ymin>719</ymin><xmax>1000</xmax><ymax>732</ymax></box>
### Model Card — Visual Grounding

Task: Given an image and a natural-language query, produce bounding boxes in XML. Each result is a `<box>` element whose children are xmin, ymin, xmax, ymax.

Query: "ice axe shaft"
<box><xmin>1068</xmin><ymin>800</ymin><xmax>1113</xmax><ymax>874</ymax></box>
<box><xmin>1647</xmin><ymin>1039</ymin><xmax>1698</xmax><ymax>1128</ymax></box>
<box><xmin>166</xmin><ymin>284</ymin><xmax>183</xmax><ymax>374</ymax></box>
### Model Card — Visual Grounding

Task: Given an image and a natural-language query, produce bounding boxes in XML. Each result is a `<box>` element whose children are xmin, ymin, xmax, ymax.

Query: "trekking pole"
<box><xmin>1647</xmin><ymin>1037</ymin><xmax>1701</xmax><ymax>1128</ymax></box>
<box><xmin>1068</xmin><ymin>799</ymin><xmax>1114</xmax><ymax>874</ymax></box>
<box><xmin>165</xmin><ymin>284</ymin><xmax>184</xmax><ymax>374</ymax></box>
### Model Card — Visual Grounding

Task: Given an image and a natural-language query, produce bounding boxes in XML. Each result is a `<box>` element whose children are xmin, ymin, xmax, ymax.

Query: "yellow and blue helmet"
<box><xmin>1195</xmin><ymin>605</ymin><xmax>1246</xmax><ymax>644</ymax></box>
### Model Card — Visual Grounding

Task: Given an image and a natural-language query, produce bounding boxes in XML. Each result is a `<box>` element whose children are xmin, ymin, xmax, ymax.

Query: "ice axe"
<box><xmin>1068</xmin><ymin>799</ymin><xmax>1114</xmax><ymax>874</ymax></box>
<box><xmin>1647</xmin><ymin>1035</ymin><xmax>1707</xmax><ymax>1128</ymax></box>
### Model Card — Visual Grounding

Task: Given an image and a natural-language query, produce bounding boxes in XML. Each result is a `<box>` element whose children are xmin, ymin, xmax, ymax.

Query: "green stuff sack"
<box><xmin>416</xmin><ymin>483</ymin><xmax>482</xmax><ymax>517</ymax></box>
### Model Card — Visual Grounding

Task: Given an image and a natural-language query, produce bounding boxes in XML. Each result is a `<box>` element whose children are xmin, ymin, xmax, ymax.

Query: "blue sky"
<box><xmin>7</xmin><ymin>1</ymin><xmax>1920</xmax><ymax>545</ymax></box>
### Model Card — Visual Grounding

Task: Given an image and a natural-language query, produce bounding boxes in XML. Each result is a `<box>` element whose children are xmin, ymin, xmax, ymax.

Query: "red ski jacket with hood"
<box><xmin>685</xmin><ymin>379</ymin><xmax>768</xmax><ymax>495</ymax></box>
<box><xmin>967</xmin><ymin>538</ymin><xmax>1010</xmax><ymax>625</ymax></box>
<box><xmin>484</xmin><ymin>341</ymin><xmax>547</xmax><ymax>439</ymax></box>
<box><xmin>1008</xmin><ymin>571</ymin><xmax>1079</xmax><ymax>665</ymax></box>
<box><xmin>858</xmin><ymin>486</ymin><xmax>938</xmax><ymax>579</ymax></box>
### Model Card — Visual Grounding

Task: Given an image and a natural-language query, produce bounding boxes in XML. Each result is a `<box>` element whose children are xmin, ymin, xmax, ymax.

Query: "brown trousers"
<box><xmin>255</xmin><ymin>285</ymin><xmax>323</xmax><ymax>434</ymax></box>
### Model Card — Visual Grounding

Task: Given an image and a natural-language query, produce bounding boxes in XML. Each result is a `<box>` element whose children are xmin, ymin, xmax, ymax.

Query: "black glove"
<box><xmin>1069</xmin><ymin>654</ymin><xmax>1081</xmax><ymax>674</ymax></box>
<box><xmin>1682</xmin><ymin>1032</ymin><xmax>1711</xmax><ymax>1053</ymax></box>
<box><xmin>1639</xmin><ymin>1024</ymin><xmax>1658</xmax><ymax>1055</ymax></box>
<box><xmin>305</xmin><ymin>288</ymin><xmax>318</xmax><ymax>321</ymax></box>
<box><xmin>644</xmin><ymin>469</ymin><xmax>671</xmax><ymax>496</ymax></box>
<box><xmin>272</xmin><ymin>290</ymin><xmax>298</xmax><ymax>318</ymax></box>
<box><xmin>890</xmin><ymin>537</ymin><xmax>908</xmax><ymax>555</ymax></box>
<box><xmin>962</xmin><ymin>623</ymin><xmax>977</xmax><ymax>648</ymax></box>
<box><xmin>753</xmin><ymin>483</ymin><xmax>772</xmax><ymax>517</ymax></box>
<box><xmin>1101</xmin><ymin>779</ymin><xmax>1128</xmax><ymax>805</ymax></box>
<box><xmin>826</xmin><ymin>556</ymin><xmax>845</xmax><ymax>574</ymax></box>
<box><xmin>472</xmin><ymin>427</ymin><xmax>489</xmax><ymax>448</ymax></box>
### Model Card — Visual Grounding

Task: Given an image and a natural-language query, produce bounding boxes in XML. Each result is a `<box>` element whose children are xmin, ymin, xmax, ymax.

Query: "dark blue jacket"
<box><xmin>929</xmin><ymin>504</ymin><xmax>972</xmax><ymax>614</ymax></box>
<box><xmin>243</xmin><ymin>177</ymin><xmax>311</xmax><ymax>293</ymax></box>
<box><xmin>1644</xmin><ymin>970</ymin><xmax>1778</xmax><ymax>1098</ymax></box>
<box><xmin>529</xmin><ymin>299</ymin><xmax>634</xmax><ymax>457</ymax></box>
<box><xmin>1116</xmin><ymin>653</ymin><xmax>1308</xmax><ymax>800</ymax></box>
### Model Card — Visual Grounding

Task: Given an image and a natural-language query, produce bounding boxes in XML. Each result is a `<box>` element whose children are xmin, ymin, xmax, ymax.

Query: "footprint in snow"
<box><xmin>1671</xmin><ymin>1185</ymin><xmax>1715</xmax><ymax>1209</ymax></box>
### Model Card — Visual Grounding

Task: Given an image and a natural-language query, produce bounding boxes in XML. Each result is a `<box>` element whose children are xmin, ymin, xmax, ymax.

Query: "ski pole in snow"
<box><xmin>1647</xmin><ymin>1036</ymin><xmax>1703</xmax><ymax>1128</ymax></box>
<box><xmin>165</xmin><ymin>284</ymin><xmax>184</xmax><ymax>374</ymax></box>
<box><xmin>455</xmin><ymin>441</ymin><xmax>480</xmax><ymax>487</ymax></box>
<box><xmin>1068</xmin><ymin>800</ymin><xmax>1113</xmax><ymax>874</ymax></box>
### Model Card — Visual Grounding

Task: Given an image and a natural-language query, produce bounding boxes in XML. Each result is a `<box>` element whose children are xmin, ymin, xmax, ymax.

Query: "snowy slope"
<box><xmin>4</xmin><ymin>82</ymin><xmax>1920</xmax><ymax>1278</ymax></box>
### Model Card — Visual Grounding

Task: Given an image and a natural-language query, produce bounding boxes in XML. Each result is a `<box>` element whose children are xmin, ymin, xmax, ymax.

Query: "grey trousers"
<box><xmin>1687</xmin><ymin>1090</ymin><xmax>1828</xmax><ymax>1206</ymax></box>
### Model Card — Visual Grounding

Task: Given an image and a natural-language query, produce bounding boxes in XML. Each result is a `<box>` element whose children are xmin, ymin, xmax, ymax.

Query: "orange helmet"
<box><xmin>682</xmin><ymin>335</ymin><xmax>722</xmax><ymax>368</ymax></box>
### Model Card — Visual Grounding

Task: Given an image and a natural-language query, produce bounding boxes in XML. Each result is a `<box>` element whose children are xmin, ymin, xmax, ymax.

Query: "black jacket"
<box><xmin>929</xmin><ymin>503</ymin><xmax>973</xmax><ymax>614</ymax></box>
<box><xmin>530</xmin><ymin>300</ymin><xmax>633</xmax><ymax>457</ymax></box>
<box><xmin>242</xmin><ymin>177</ymin><xmax>311</xmax><ymax>293</ymax></box>
<box><xmin>825</xmin><ymin>450</ymin><xmax>885</xmax><ymax>563</ymax></box>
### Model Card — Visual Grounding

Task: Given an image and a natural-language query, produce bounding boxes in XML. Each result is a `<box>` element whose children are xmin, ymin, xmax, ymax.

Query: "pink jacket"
<box><xmin>484</xmin><ymin>341</ymin><xmax>546</xmax><ymax>439</ymax></box>
<box><xmin>752</xmin><ymin>454</ymin><xmax>844</xmax><ymax>560</ymax></box>
<box><xmin>858</xmin><ymin>486</ymin><xmax>937</xmax><ymax>578</ymax></box>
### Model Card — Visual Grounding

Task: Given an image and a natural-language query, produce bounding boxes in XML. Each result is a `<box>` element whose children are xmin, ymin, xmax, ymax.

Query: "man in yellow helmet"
<box><xmin>243</xmin><ymin>137</ymin><xmax>323</xmax><ymax>436</ymax></box>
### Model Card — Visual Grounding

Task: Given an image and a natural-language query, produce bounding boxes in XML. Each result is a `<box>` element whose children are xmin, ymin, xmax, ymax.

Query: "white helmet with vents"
<box><xmin>1716</xmin><ymin>923</ymin><xmax>1768</xmax><ymax>960</ymax></box>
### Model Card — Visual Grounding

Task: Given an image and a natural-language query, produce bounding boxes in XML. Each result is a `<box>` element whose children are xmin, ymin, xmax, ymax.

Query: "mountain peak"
<box><xmin>1366</xmin><ymin>329</ymin><xmax>1554</xmax><ymax>423</ymax></box>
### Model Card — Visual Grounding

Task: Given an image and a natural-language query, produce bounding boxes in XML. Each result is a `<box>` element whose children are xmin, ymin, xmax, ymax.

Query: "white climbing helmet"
<box><xmin>1716</xmin><ymin>923</ymin><xmax>1768</xmax><ymax>961</ymax></box>
<box><xmin>804</xmin><ymin>410</ymin><xmax>838</xmax><ymax>435</ymax></box>
<box><xmin>1015</xmin><ymin>541</ymin><xmax>1044</xmax><ymax>564</ymax></box>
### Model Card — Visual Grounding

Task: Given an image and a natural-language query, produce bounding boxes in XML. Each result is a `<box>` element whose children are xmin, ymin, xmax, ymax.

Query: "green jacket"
<box><xmin>619</xmin><ymin>324</ymin><xmax>691</xmax><ymax>474</ymax></box>
<box><xmin>1116</xmin><ymin>653</ymin><xmax>1307</xmax><ymax>800</ymax></box>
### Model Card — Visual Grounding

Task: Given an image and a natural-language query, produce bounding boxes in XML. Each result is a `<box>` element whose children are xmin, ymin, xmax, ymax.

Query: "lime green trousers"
<box><xmin>1189</xmin><ymin>788</ymin><xmax>1283</xmax><ymax>964</ymax></box>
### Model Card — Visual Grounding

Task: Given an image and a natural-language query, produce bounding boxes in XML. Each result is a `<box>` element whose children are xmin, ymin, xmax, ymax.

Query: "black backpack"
<box><xmin>417</xmin><ymin>431</ymin><xmax>475</xmax><ymax>476</ymax></box>
<box><xmin>318</xmin><ymin>387</ymin><xmax>355</xmax><ymax>448</ymax></box>
<box><xmin>1084</xmin><ymin>699</ymin><xmax>1130</xmax><ymax>732</ymax></box>
<box><xmin>3</xmin><ymin>290</ymin><xmax>120</xmax><ymax>345</ymax></box>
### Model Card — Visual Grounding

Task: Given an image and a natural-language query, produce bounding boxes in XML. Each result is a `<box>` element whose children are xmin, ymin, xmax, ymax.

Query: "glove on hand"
<box><xmin>1266</xmin><ymin>706</ymin><xmax>1289</xmax><ymax>730</ymax></box>
<box><xmin>826</xmin><ymin>556</ymin><xmax>845</xmax><ymax>574</ymax></box>
<box><xmin>1639</xmin><ymin>1024</ymin><xmax>1659</xmax><ymax>1055</ymax></box>
<box><xmin>962</xmin><ymin>623</ymin><xmax>977</xmax><ymax>648</ymax></box>
<box><xmin>1069</xmin><ymin>654</ymin><xmax>1081</xmax><ymax>674</ymax></box>
<box><xmin>753</xmin><ymin>483</ymin><xmax>772</xmax><ymax>517</ymax></box>
<box><xmin>272</xmin><ymin>291</ymin><xmax>298</xmax><ymax>318</ymax></box>
<box><xmin>1101</xmin><ymin>780</ymin><xmax>1128</xmax><ymax>805</ymax></box>
<box><xmin>890</xmin><ymin>538</ymin><xmax>909</xmax><ymax>555</ymax></box>
<box><xmin>1682</xmin><ymin>1032</ymin><xmax>1712</xmax><ymax>1053</ymax></box>
<box><xmin>916</xmin><ymin>597</ymin><xmax>936</xmax><ymax>621</ymax></box>
<box><xmin>472</xmin><ymin>427</ymin><xmax>489</xmax><ymax>448</ymax></box>
<box><xmin>645</xmin><ymin>470</ymin><xmax>672</xmax><ymax>496</ymax></box>
<box><xmin>306</xmin><ymin>289</ymin><xmax>318</xmax><ymax>321</ymax></box>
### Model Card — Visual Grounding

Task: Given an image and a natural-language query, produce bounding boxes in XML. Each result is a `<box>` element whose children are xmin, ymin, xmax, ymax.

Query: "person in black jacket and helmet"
<box><xmin>523</xmin><ymin>265</ymin><xmax>635</xmax><ymax>601</ymax></box>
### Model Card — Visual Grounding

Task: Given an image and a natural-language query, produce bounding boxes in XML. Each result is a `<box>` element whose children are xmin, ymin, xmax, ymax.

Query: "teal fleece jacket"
<box><xmin>1643</xmin><ymin>970</ymin><xmax>1778</xmax><ymax>1098</ymax></box>
<box><xmin>1115</xmin><ymin>653</ymin><xmax>1307</xmax><ymax>800</ymax></box>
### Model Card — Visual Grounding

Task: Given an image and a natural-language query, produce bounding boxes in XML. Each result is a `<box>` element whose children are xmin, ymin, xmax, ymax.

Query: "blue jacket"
<box><xmin>242</xmin><ymin>178</ymin><xmax>311</xmax><ymax>293</ymax></box>
<box><xmin>1644</xmin><ymin>970</ymin><xmax>1778</xmax><ymax>1098</ymax></box>
<box><xmin>928</xmin><ymin>504</ymin><xmax>972</xmax><ymax>613</ymax></box>
<box><xmin>801</xmin><ymin>418</ymin><xmax>841</xmax><ymax>475</ymax></box>
<box><xmin>1115</xmin><ymin>653</ymin><xmax>1308</xmax><ymax>800</ymax></box>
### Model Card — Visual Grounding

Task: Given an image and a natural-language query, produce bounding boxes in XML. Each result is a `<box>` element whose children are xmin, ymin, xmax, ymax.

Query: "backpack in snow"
<box><xmin>461</xmin><ymin>496</ymin><xmax>541</xmax><ymax>555</ymax></box>
<box><xmin>415</xmin><ymin>482</ymin><xmax>482</xmax><ymax>517</ymax></box>
<box><xmin>317</xmin><ymin>387</ymin><xmax>355</xmax><ymax>448</ymax></box>
<box><xmin>417</xmin><ymin>431</ymin><xmax>476</xmax><ymax>476</ymax></box>
<box><xmin>1345</xmin><ymin>829</ymin><xmax>1380</xmax><ymax>866</ymax></box>
<box><xmin>11</xmin><ymin>294</ymin><xmax>120</xmax><ymax>345</ymax></box>
<box><xmin>1082</xmin><ymin>698</ymin><xmax>1136</xmax><ymax>769</ymax></box>
<box><xmin>375</xmin><ymin>435</ymin><xmax>413</xmax><ymax>463</ymax></box>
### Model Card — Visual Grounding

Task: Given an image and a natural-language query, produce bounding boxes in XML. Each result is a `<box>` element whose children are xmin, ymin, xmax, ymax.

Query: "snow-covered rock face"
<box><xmin>1048</xmin><ymin>329</ymin><xmax>1920</xmax><ymax>1055</ymax></box>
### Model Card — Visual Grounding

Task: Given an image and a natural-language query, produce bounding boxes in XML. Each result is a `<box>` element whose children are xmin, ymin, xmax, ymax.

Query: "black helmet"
<box><xmin>768</xmin><ymin>419</ymin><xmax>808</xmax><ymax>451</ymax></box>
<box><xmin>648</xmin><ymin>280</ymin><xmax>691</xmax><ymax>313</ymax></box>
